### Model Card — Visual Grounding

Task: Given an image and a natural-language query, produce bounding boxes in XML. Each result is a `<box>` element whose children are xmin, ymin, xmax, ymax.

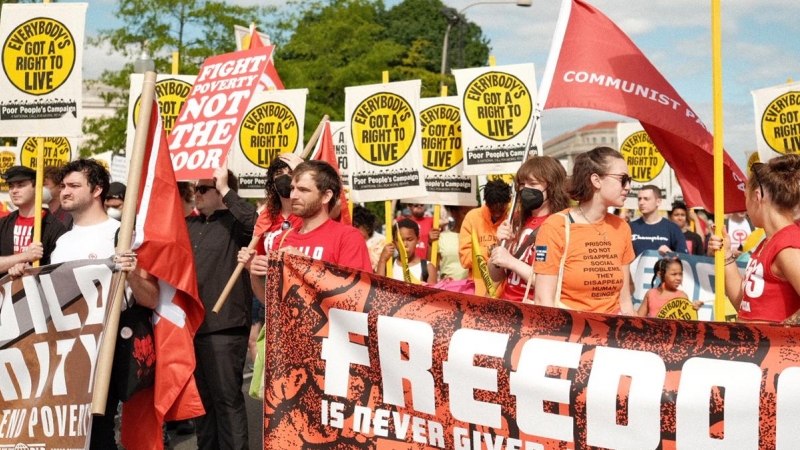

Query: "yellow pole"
<box><xmin>383</xmin><ymin>70</ymin><xmax>393</xmax><ymax>278</ymax></box>
<box><xmin>172</xmin><ymin>51</ymin><xmax>179</xmax><ymax>75</ymax></box>
<box><xmin>430</xmin><ymin>84</ymin><xmax>448</xmax><ymax>267</ymax></box>
<box><xmin>711</xmin><ymin>0</ymin><xmax>726</xmax><ymax>322</ymax></box>
<box><xmin>32</xmin><ymin>139</ymin><xmax>44</xmax><ymax>267</ymax></box>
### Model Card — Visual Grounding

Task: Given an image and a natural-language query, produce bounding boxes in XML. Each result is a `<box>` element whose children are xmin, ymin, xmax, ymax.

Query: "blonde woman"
<box><xmin>534</xmin><ymin>147</ymin><xmax>636</xmax><ymax>314</ymax></box>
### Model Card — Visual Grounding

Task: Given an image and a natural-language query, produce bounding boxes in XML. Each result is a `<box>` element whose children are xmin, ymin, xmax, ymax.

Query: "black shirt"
<box><xmin>187</xmin><ymin>190</ymin><xmax>256</xmax><ymax>334</ymax></box>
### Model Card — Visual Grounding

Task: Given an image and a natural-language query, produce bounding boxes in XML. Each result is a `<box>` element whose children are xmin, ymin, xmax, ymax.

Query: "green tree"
<box><xmin>81</xmin><ymin>0</ymin><xmax>273</xmax><ymax>156</ymax></box>
<box><xmin>381</xmin><ymin>0</ymin><xmax>489</xmax><ymax>95</ymax></box>
<box><xmin>275</xmin><ymin>0</ymin><xmax>489</xmax><ymax>135</ymax></box>
<box><xmin>274</xmin><ymin>0</ymin><xmax>405</xmax><ymax>136</ymax></box>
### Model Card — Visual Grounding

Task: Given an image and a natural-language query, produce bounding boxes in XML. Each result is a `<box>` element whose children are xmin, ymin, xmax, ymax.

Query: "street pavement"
<box><xmin>168</xmin><ymin>370</ymin><xmax>263</xmax><ymax>450</ymax></box>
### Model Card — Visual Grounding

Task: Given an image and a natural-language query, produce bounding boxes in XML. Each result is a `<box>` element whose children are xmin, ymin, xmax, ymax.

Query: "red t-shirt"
<box><xmin>502</xmin><ymin>215</ymin><xmax>549</xmax><ymax>302</ymax></box>
<box><xmin>256</xmin><ymin>213</ymin><xmax>303</xmax><ymax>255</ymax></box>
<box><xmin>13</xmin><ymin>214</ymin><xmax>36</xmax><ymax>254</ymax></box>
<box><xmin>408</xmin><ymin>215</ymin><xmax>433</xmax><ymax>260</ymax></box>
<box><xmin>271</xmin><ymin>218</ymin><xmax>373</xmax><ymax>272</ymax></box>
<box><xmin>738</xmin><ymin>225</ymin><xmax>800</xmax><ymax>322</ymax></box>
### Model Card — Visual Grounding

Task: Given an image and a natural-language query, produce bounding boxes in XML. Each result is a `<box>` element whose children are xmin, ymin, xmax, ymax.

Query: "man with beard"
<box><xmin>187</xmin><ymin>163</ymin><xmax>255</xmax><ymax>450</ymax></box>
<box><xmin>240</xmin><ymin>160</ymin><xmax>371</xmax><ymax>276</ymax></box>
<box><xmin>48</xmin><ymin>158</ymin><xmax>156</xmax><ymax>449</ymax></box>
<box><xmin>0</xmin><ymin>165</ymin><xmax>65</xmax><ymax>276</ymax></box>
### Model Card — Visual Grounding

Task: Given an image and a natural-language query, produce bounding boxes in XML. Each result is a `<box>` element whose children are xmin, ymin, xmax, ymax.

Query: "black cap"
<box><xmin>1</xmin><ymin>166</ymin><xmax>36</xmax><ymax>183</ymax></box>
<box><xmin>108</xmin><ymin>182</ymin><xmax>126</xmax><ymax>200</ymax></box>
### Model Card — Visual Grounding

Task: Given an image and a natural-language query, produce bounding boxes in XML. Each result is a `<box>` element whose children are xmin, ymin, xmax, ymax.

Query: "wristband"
<box><xmin>724</xmin><ymin>255</ymin><xmax>736</xmax><ymax>266</ymax></box>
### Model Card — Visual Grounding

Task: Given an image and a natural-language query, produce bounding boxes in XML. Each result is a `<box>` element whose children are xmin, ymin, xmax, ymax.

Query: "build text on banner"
<box><xmin>0</xmin><ymin>259</ymin><xmax>118</xmax><ymax>450</ymax></box>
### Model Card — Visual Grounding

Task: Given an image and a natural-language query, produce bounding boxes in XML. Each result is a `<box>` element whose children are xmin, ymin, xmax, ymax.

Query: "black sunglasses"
<box><xmin>196</xmin><ymin>185</ymin><xmax>217</xmax><ymax>194</ymax></box>
<box><xmin>604</xmin><ymin>173</ymin><xmax>632</xmax><ymax>186</ymax></box>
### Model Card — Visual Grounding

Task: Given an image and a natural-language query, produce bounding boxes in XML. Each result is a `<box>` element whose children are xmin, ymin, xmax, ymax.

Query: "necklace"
<box><xmin>578</xmin><ymin>204</ymin><xmax>608</xmax><ymax>242</ymax></box>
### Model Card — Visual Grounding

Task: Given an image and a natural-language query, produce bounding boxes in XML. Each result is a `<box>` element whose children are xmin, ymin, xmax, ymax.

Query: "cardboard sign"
<box><xmin>0</xmin><ymin>3</ymin><xmax>87</xmax><ymax>137</ymax></box>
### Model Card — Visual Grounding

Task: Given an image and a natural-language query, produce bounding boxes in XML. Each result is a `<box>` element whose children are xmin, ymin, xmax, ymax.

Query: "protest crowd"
<box><xmin>2</xmin><ymin>1</ymin><xmax>800</xmax><ymax>449</ymax></box>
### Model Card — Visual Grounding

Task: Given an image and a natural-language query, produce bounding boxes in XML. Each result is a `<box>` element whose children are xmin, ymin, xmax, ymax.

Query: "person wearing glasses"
<box><xmin>534</xmin><ymin>146</ymin><xmax>636</xmax><ymax>315</ymax></box>
<box><xmin>708</xmin><ymin>154</ymin><xmax>800</xmax><ymax>323</ymax></box>
<box><xmin>187</xmin><ymin>161</ymin><xmax>256</xmax><ymax>450</ymax></box>
<box><xmin>629</xmin><ymin>184</ymin><xmax>688</xmax><ymax>256</ymax></box>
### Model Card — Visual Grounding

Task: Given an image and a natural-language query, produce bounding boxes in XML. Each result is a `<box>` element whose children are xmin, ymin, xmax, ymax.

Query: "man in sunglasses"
<box><xmin>630</xmin><ymin>184</ymin><xmax>688</xmax><ymax>256</ymax></box>
<box><xmin>187</xmin><ymin>162</ymin><xmax>256</xmax><ymax>450</ymax></box>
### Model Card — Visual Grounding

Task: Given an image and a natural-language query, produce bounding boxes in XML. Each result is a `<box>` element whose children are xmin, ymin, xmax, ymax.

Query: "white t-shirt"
<box><xmin>51</xmin><ymin>218</ymin><xmax>120</xmax><ymax>264</ymax></box>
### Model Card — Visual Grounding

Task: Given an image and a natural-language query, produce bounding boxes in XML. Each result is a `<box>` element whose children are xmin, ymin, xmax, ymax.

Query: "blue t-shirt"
<box><xmin>630</xmin><ymin>217</ymin><xmax>688</xmax><ymax>255</ymax></box>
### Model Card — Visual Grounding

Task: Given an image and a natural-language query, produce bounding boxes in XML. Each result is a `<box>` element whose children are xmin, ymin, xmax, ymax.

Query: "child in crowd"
<box><xmin>378</xmin><ymin>219</ymin><xmax>438</xmax><ymax>284</ymax></box>
<box><xmin>638</xmin><ymin>257</ymin><xmax>702</xmax><ymax>317</ymax></box>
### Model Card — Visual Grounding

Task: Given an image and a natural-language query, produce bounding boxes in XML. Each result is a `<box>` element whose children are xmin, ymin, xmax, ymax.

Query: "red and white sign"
<box><xmin>168</xmin><ymin>46</ymin><xmax>273</xmax><ymax>180</ymax></box>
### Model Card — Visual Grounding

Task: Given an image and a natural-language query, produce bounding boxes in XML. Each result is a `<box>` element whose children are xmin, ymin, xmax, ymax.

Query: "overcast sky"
<box><xmin>81</xmin><ymin>0</ymin><xmax>800</xmax><ymax>170</ymax></box>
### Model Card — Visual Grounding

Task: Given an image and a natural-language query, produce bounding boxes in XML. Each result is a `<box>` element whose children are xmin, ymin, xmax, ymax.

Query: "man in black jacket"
<box><xmin>187</xmin><ymin>163</ymin><xmax>255</xmax><ymax>450</ymax></box>
<box><xmin>0</xmin><ymin>165</ymin><xmax>65</xmax><ymax>275</ymax></box>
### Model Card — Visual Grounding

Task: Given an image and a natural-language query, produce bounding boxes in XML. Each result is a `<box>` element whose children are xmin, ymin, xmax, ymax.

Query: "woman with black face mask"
<box><xmin>489</xmin><ymin>156</ymin><xmax>570</xmax><ymax>302</ymax></box>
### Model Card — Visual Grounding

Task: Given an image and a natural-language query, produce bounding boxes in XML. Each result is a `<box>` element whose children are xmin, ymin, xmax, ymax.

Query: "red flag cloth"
<box><xmin>248</xmin><ymin>26</ymin><xmax>284</xmax><ymax>90</ymax></box>
<box><xmin>121</xmin><ymin>102</ymin><xmax>205</xmax><ymax>450</ymax></box>
<box><xmin>538</xmin><ymin>0</ymin><xmax>746</xmax><ymax>213</ymax></box>
<box><xmin>310</xmin><ymin>121</ymin><xmax>351</xmax><ymax>225</ymax></box>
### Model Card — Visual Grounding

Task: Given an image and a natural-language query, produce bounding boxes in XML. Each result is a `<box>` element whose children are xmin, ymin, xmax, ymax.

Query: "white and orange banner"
<box><xmin>264</xmin><ymin>252</ymin><xmax>800</xmax><ymax>449</ymax></box>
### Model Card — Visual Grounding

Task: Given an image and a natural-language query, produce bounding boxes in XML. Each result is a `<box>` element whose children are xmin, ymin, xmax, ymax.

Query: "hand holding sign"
<box><xmin>214</xmin><ymin>158</ymin><xmax>230</xmax><ymax>197</ymax></box>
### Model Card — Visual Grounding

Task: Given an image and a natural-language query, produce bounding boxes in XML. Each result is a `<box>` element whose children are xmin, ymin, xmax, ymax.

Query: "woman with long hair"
<box><xmin>489</xmin><ymin>155</ymin><xmax>570</xmax><ymax>302</ymax></box>
<box><xmin>534</xmin><ymin>147</ymin><xmax>636</xmax><ymax>314</ymax></box>
<box><xmin>708</xmin><ymin>154</ymin><xmax>800</xmax><ymax>322</ymax></box>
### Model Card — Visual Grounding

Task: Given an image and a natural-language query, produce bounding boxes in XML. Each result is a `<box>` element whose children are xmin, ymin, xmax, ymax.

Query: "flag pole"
<box><xmin>711</xmin><ymin>0</ymin><xmax>726</xmax><ymax>322</ymax></box>
<box><xmin>430</xmin><ymin>85</ymin><xmax>448</xmax><ymax>267</ymax></box>
<box><xmin>92</xmin><ymin>70</ymin><xmax>157</xmax><ymax>415</ymax></box>
<box><xmin>213</xmin><ymin>114</ymin><xmax>330</xmax><ymax>313</ymax></box>
<box><xmin>382</xmin><ymin>70</ymin><xmax>393</xmax><ymax>279</ymax></box>
<box><xmin>32</xmin><ymin>139</ymin><xmax>44</xmax><ymax>267</ymax></box>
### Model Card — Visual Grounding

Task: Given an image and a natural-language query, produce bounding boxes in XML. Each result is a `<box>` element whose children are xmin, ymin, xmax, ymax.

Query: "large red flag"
<box><xmin>121</xmin><ymin>102</ymin><xmax>205</xmax><ymax>449</ymax></box>
<box><xmin>248</xmin><ymin>25</ymin><xmax>284</xmax><ymax>90</ymax></box>
<box><xmin>538</xmin><ymin>0</ymin><xmax>746</xmax><ymax>213</ymax></box>
<box><xmin>310</xmin><ymin>121</ymin><xmax>352</xmax><ymax>225</ymax></box>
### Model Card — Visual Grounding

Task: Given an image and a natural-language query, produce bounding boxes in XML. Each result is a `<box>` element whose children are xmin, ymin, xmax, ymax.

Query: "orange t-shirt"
<box><xmin>534</xmin><ymin>210</ymin><xmax>635</xmax><ymax>314</ymax></box>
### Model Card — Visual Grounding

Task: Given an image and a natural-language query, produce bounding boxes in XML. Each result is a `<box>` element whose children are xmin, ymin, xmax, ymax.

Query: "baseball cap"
<box><xmin>1</xmin><ymin>166</ymin><xmax>36</xmax><ymax>184</ymax></box>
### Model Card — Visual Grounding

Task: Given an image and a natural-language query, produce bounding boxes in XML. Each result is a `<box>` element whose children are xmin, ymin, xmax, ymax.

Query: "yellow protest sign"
<box><xmin>747</xmin><ymin>151</ymin><xmax>760</xmax><ymax>174</ymax></box>
<box><xmin>0</xmin><ymin>150</ymin><xmax>16</xmax><ymax>192</ymax></box>
<box><xmin>656</xmin><ymin>297</ymin><xmax>698</xmax><ymax>321</ymax></box>
<box><xmin>420</xmin><ymin>104</ymin><xmax>462</xmax><ymax>172</ymax></box>
<box><xmin>2</xmin><ymin>18</ymin><xmax>76</xmax><ymax>95</ymax></box>
<box><xmin>760</xmin><ymin>92</ymin><xmax>800</xmax><ymax>154</ymax></box>
<box><xmin>238</xmin><ymin>101</ymin><xmax>298</xmax><ymax>168</ymax></box>
<box><xmin>619</xmin><ymin>130</ymin><xmax>666</xmax><ymax>182</ymax></box>
<box><xmin>488</xmin><ymin>173</ymin><xmax>514</xmax><ymax>185</ymax></box>
<box><xmin>351</xmin><ymin>92</ymin><xmax>416</xmax><ymax>166</ymax></box>
<box><xmin>133</xmin><ymin>78</ymin><xmax>193</xmax><ymax>136</ymax></box>
<box><xmin>20</xmin><ymin>137</ymin><xmax>71</xmax><ymax>168</ymax></box>
<box><xmin>462</xmin><ymin>72</ymin><xmax>531</xmax><ymax>142</ymax></box>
